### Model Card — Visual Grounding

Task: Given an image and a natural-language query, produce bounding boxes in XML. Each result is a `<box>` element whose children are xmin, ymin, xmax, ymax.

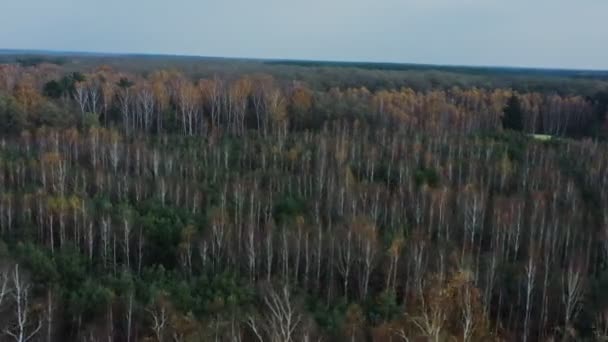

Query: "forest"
<box><xmin>0</xmin><ymin>54</ymin><xmax>608</xmax><ymax>341</ymax></box>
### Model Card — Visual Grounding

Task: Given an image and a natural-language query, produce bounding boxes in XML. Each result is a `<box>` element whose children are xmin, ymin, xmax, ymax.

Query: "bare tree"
<box><xmin>259</xmin><ymin>284</ymin><xmax>302</xmax><ymax>342</ymax></box>
<box><xmin>562</xmin><ymin>262</ymin><xmax>585</xmax><ymax>337</ymax></box>
<box><xmin>354</xmin><ymin>219</ymin><xmax>377</xmax><ymax>300</ymax></box>
<box><xmin>147</xmin><ymin>293</ymin><xmax>169</xmax><ymax>342</ymax></box>
<box><xmin>593</xmin><ymin>309</ymin><xmax>608</xmax><ymax>341</ymax></box>
<box><xmin>523</xmin><ymin>250</ymin><xmax>537</xmax><ymax>342</ymax></box>
<box><xmin>117</xmin><ymin>84</ymin><xmax>133</xmax><ymax>134</ymax></box>
<box><xmin>4</xmin><ymin>265</ymin><xmax>43</xmax><ymax>342</ymax></box>
<box><xmin>410</xmin><ymin>288</ymin><xmax>445</xmax><ymax>342</ymax></box>
<box><xmin>136</xmin><ymin>83</ymin><xmax>155</xmax><ymax>132</ymax></box>
<box><xmin>246</xmin><ymin>316</ymin><xmax>265</xmax><ymax>342</ymax></box>
<box><xmin>337</xmin><ymin>226</ymin><xmax>353</xmax><ymax>300</ymax></box>
<box><xmin>0</xmin><ymin>265</ymin><xmax>9</xmax><ymax>307</ymax></box>
<box><xmin>74</xmin><ymin>81</ymin><xmax>88</xmax><ymax>121</ymax></box>
<box><xmin>87</xmin><ymin>79</ymin><xmax>100</xmax><ymax>115</ymax></box>
<box><xmin>125</xmin><ymin>292</ymin><xmax>134</xmax><ymax>342</ymax></box>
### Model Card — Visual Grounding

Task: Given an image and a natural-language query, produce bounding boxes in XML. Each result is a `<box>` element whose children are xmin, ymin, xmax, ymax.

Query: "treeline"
<box><xmin>0</xmin><ymin>62</ymin><xmax>607</xmax><ymax>341</ymax></box>
<box><xmin>3</xmin><ymin>53</ymin><xmax>608</xmax><ymax>95</ymax></box>
<box><xmin>1</xmin><ymin>63</ymin><xmax>607</xmax><ymax>139</ymax></box>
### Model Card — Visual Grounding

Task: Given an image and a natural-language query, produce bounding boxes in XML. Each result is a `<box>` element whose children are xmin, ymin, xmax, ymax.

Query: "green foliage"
<box><xmin>573</xmin><ymin>270</ymin><xmax>608</xmax><ymax>336</ymax></box>
<box><xmin>414</xmin><ymin>167</ymin><xmax>440</xmax><ymax>187</ymax></box>
<box><xmin>43</xmin><ymin>80</ymin><xmax>65</xmax><ymax>99</ymax></box>
<box><xmin>365</xmin><ymin>291</ymin><xmax>400</xmax><ymax>324</ymax></box>
<box><xmin>44</xmin><ymin>73</ymin><xmax>84</xmax><ymax>99</ymax></box>
<box><xmin>135</xmin><ymin>200</ymin><xmax>190</xmax><ymax>269</ymax></box>
<box><xmin>82</xmin><ymin>112</ymin><xmax>100</xmax><ymax>129</ymax></box>
<box><xmin>72</xmin><ymin>72</ymin><xmax>86</xmax><ymax>82</ymax></box>
<box><xmin>14</xmin><ymin>243</ymin><xmax>59</xmax><ymax>284</ymax></box>
<box><xmin>187</xmin><ymin>272</ymin><xmax>254</xmax><ymax>316</ymax></box>
<box><xmin>273</xmin><ymin>194</ymin><xmax>307</xmax><ymax>225</ymax></box>
<box><xmin>2</xmin><ymin>54</ymin><xmax>608</xmax><ymax>341</ymax></box>
<box><xmin>2</xmin><ymin>96</ymin><xmax>76</xmax><ymax>130</ymax></box>
<box><xmin>34</xmin><ymin>99</ymin><xmax>73</xmax><ymax>127</ymax></box>
<box><xmin>369</xmin><ymin>161</ymin><xmax>400</xmax><ymax>185</ymax></box>
<box><xmin>502</xmin><ymin>95</ymin><xmax>524</xmax><ymax>131</ymax></box>
<box><xmin>16</xmin><ymin>56</ymin><xmax>66</xmax><ymax>67</ymax></box>
<box><xmin>111</xmin><ymin>270</ymin><xmax>137</xmax><ymax>297</ymax></box>
<box><xmin>138</xmin><ymin>267</ymin><xmax>254</xmax><ymax>318</ymax></box>
<box><xmin>591</xmin><ymin>91</ymin><xmax>608</xmax><ymax>136</ymax></box>
<box><xmin>307</xmin><ymin>298</ymin><xmax>348</xmax><ymax>333</ymax></box>
<box><xmin>0</xmin><ymin>240</ymin><xmax>8</xmax><ymax>258</ymax></box>
<box><xmin>0</xmin><ymin>94</ymin><xmax>26</xmax><ymax>133</ymax></box>
<box><xmin>117</xmin><ymin>77</ymin><xmax>134</xmax><ymax>89</ymax></box>
<box><xmin>65</xmin><ymin>278</ymin><xmax>113</xmax><ymax>321</ymax></box>
<box><xmin>55</xmin><ymin>246</ymin><xmax>90</xmax><ymax>289</ymax></box>
<box><xmin>479</xmin><ymin>131</ymin><xmax>529</xmax><ymax>162</ymax></box>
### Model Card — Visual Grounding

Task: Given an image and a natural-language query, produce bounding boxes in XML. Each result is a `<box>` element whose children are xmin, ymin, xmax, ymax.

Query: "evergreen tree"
<box><xmin>502</xmin><ymin>95</ymin><xmax>524</xmax><ymax>131</ymax></box>
<box><xmin>593</xmin><ymin>91</ymin><xmax>608</xmax><ymax>123</ymax></box>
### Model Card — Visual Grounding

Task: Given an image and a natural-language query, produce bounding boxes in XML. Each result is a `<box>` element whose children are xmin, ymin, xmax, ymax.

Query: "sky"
<box><xmin>1</xmin><ymin>0</ymin><xmax>607</xmax><ymax>70</ymax></box>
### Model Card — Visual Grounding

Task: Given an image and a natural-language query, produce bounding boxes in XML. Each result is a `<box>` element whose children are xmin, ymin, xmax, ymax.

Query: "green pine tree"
<box><xmin>502</xmin><ymin>95</ymin><xmax>524</xmax><ymax>131</ymax></box>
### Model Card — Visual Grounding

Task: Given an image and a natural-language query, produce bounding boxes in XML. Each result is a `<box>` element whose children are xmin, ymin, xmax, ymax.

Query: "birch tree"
<box><xmin>4</xmin><ymin>265</ymin><xmax>43</xmax><ymax>342</ymax></box>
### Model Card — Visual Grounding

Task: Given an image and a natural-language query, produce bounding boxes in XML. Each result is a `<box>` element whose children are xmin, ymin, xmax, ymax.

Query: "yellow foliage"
<box><xmin>400</xmin><ymin>271</ymin><xmax>492</xmax><ymax>341</ymax></box>
<box><xmin>286</xmin><ymin>146</ymin><xmax>300</xmax><ymax>163</ymax></box>
<box><xmin>290</xmin><ymin>86</ymin><xmax>313</xmax><ymax>113</ymax></box>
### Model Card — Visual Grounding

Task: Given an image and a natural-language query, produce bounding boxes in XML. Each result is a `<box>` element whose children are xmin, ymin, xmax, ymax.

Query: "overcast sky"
<box><xmin>1</xmin><ymin>0</ymin><xmax>607</xmax><ymax>70</ymax></box>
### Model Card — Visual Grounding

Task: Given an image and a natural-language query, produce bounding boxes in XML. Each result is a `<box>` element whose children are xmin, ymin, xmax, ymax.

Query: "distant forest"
<box><xmin>3</xmin><ymin>51</ymin><xmax>608</xmax><ymax>94</ymax></box>
<box><xmin>0</xmin><ymin>52</ymin><xmax>608</xmax><ymax>341</ymax></box>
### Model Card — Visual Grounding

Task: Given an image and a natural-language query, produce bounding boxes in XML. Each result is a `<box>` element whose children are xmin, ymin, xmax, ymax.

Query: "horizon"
<box><xmin>2</xmin><ymin>47</ymin><xmax>608</xmax><ymax>73</ymax></box>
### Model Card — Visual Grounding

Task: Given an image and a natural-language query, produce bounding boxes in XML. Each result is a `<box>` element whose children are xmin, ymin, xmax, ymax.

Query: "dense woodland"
<box><xmin>0</xmin><ymin>55</ymin><xmax>608</xmax><ymax>341</ymax></box>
